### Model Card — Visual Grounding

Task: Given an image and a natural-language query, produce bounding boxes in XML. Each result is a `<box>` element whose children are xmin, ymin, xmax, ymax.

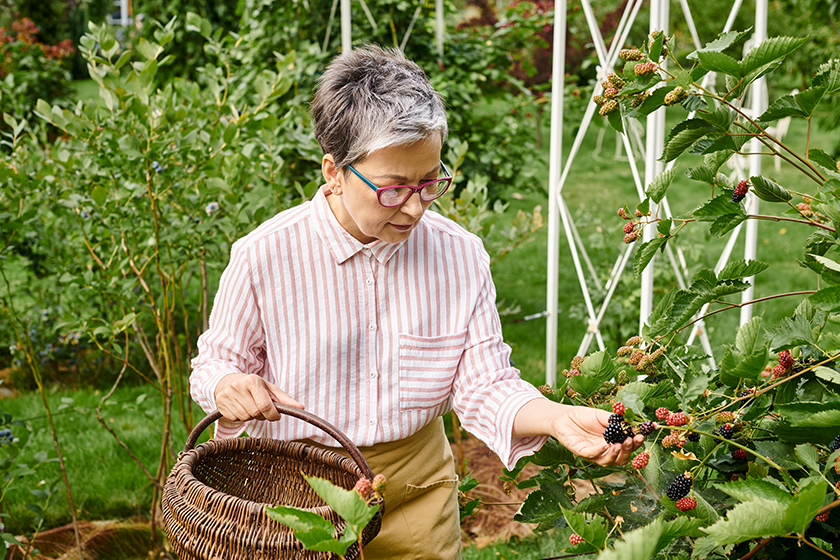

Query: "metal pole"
<box><xmin>641</xmin><ymin>0</ymin><xmax>668</xmax><ymax>334</ymax></box>
<box><xmin>545</xmin><ymin>0</ymin><xmax>567</xmax><ymax>386</ymax></box>
<box><xmin>741</xmin><ymin>0</ymin><xmax>767</xmax><ymax>324</ymax></box>
<box><xmin>341</xmin><ymin>0</ymin><xmax>351</xmax><ymax>53</ymax></box>
<box><xmin>436</xmin><ymin>0</ymin><xmax>444</xmax><ymax>59</ymax></box>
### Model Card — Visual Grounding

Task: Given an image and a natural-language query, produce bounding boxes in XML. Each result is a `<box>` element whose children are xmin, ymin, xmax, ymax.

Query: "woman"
<box><xmin>190</xmin><ymin>45</ymin><xmax>643</xmax><ymax>558</ymax></box>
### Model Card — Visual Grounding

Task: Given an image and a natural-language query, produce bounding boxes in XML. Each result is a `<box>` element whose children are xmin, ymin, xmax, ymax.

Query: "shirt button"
<box><xmin>362</xmin><ymin>248</ymin><xmax>371</xmax><ymax>256</ymax></box>
<box><xmin>366</xmin><ymin>278</ymin><xmax>373</xmax><ymax>285</ymax></box>
<box><xmin>370</xmin><ymin>371</ymin><xmax>377</xmax><ymax>378</ymax></box>
<box><xmin>369</xmin><ymin>324</ymin><xmax>376</xmax><ymax>331</ymax></box>
<box><xmin>369</xmin><ymin>418</ymin><xmax>376</xmax><ymax>425</ymax></box>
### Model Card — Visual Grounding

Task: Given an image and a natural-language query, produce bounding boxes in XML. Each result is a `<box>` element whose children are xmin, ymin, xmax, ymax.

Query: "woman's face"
<box><xmin>323</xmin><ymin>136</ymin><xmax>443</xmax><ymax>244</ymax></box>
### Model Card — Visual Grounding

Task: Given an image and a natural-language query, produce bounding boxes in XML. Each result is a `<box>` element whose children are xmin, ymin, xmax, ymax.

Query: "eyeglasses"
<box><xmin>345</xmin><ymin>161</ymin><xmax>453</xmax><ymax>208</ymax></box>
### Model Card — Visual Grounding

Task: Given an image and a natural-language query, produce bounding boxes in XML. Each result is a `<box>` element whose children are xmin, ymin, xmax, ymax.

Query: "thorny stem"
<box><xmin>747</xmin><ymin>213</ymin><xmax>836</xmax><ymax>233</ymax></box>
<box><xmin>675</xmin><ymin>291</ymin><xmax>817</xmax><ymax>335</ymax></box>
<box><xmin>635</xmin><ymin>471</ymin><xmax>661</xmax><ymax>501</ymax></box>
<box><xmin>664</xmin><ymin>425</ymin><xmax>786</xmax><ymax>473</ymax></box>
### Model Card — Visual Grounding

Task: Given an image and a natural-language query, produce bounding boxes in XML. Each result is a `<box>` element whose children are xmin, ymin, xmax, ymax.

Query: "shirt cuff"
<box><xmin>496</xmin><ymin>393</ymin><xmax>550</xmax><ymax>470</ymax></box>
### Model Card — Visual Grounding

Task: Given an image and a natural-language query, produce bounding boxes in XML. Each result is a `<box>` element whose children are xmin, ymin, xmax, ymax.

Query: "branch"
<box><xmin>748</xmin><ymin>213</ymin><xmax>836</xmax><ymax>233</ymax></box>
<box><xmin>675</xmin><ymin>291</ymin><xmax>817</xmax><ymax>334</ymax></box>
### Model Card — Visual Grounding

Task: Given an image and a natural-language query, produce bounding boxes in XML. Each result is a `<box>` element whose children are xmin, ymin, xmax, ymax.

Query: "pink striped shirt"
<box><xmin>190</xmin><ymin>186</ymin><xmax>547</xmax><ymax>468</ymax></box>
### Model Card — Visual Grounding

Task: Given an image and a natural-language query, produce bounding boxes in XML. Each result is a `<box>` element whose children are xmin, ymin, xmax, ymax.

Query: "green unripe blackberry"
<box><xmin>619</xmin><ymin>48</ymin><xmax>644</xmax><ymax>61</ymax></box>
<box><xmin>626</xmin><ymin>336</ymin><xmax>642</xmax><ymax>347</ymax></box>
<box><xmin>663</xmin><ymin>86</ymin><xmax>687</xmax><ymax>106</ymax></box>
<box><xmin>607</xmin><ymin>73</ymin><xmax>625</xmax><ymax>88</ymax></box>
<box><xmin>715</xmin><ymin>411</ymin><xmax>735</xmax><ymax>424</ymax></box>
<box><xmin>592</xmin><ymin>95</ymin><xmax>605</xmax><ymax>105</ymax></box>
<box><xmin>599</xmin><ymin>100</ymin><xmax>618</xmax><ymax>116</ymax></box>
<box><xmin>666</xmin><ymin>473</ymin><xmax>693</xmax><ymax>501</ymax></box>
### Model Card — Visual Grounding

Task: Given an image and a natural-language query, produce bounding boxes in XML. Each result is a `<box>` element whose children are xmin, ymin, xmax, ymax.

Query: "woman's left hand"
<box><xmin>513</xmin><ymin>399</ymin><xmax>644</xmax><ymax>466</ymax></box>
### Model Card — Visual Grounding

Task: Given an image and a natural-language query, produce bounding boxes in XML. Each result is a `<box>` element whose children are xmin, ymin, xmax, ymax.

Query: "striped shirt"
<box><xmin>190</xmin><ymin>186</ymin><xmax>547</xmax><ymax>468</ymax></box>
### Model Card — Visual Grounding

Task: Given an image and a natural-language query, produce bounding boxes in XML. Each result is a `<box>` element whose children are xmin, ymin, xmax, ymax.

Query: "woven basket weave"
<box><xmin>162</xmin><ymin>404</ymin><xmax>384</xmax><ymax>559</ymax></box>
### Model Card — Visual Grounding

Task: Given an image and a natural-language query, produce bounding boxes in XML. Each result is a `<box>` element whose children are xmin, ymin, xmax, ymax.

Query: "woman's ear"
<box><xmin>322</xmin><ymin>154</ymin><xmax>342</xmax><ymax>196</ymax></box>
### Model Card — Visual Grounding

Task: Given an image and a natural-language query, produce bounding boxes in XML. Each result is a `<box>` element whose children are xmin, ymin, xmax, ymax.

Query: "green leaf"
<box><xmin>792</xmin><ymin>409</ymin><xmax>840</xmax><ymax>428</ymax></box>
<box><xmin>719</xmin><ymin>260</ymin><xmax>769</xmax><ymax>280</ymax></box>
<box><xmin>750</xmin><ymin>175</ymin><xmax>792</xmax><ymax>203</ymax></box>
<box><xmin>514</xmin><ymin>485</ymin><xmax>568</xmax><ymax>524</ymax></box>
<box><xmin>562</xmin><ymin>509</ymin><xmax>608</xmax><ymax>549</ymax></box>
<box><xmin>809</xmin><ymin>149</ymin><xmax>838</xmax><ymax>172</ymax></box>
<box><xmin>740</xmin><ymin>36</ymin><xmax>808</xmax><ymax>81</ymax></box>
<box><xmin>781</xmin><ymin>480</ymin><xmax>828</xmax><ymax>534</ymax></box>
<box><xmin>596</xmin><ymin>518</ymin><xmax>665</xmax><ymax>560</ymax></box>
<box><xmin>185</xmin><ymin>12</ymin><xmax>212</xmax><ymax>38</ymax></box>
<box><xmin>661</xmin><ymin>124</ymin><xmax>713</xmax><ymax>162</ymax></box>
<box><xmin>702</xmin><ymin>498</ymin><xmax>788</xmax><ymax>544</ymax></box>
<box><xmin>809</xmin><ymin>287</ymin><xmax>840</xmax><ymax>312</ymax></box>
<box><xmin>265</xmin><ymin>505</ymin><xmax>335</xmax><ymax>534</ymax></box>
<box><xmin>114</xmin><ymin>50</ymin><xmax>131</xmax><ymax>70</ymax></box>
<box><xmin>813</xmin><ymin>59</ymin><xmax>840</xmax><ymax>93</ymax></box>
<box><xmin>710</xmin><ymin>214</ymin><xmax>747</xmax><ymax>237</ymax></box>
<box><xmin>657</xmin><ymin>218</ymin><xmax>672</xmax><ymax>237</ymax></box>
<box><xmin>137</xmin><ymin>38</ymin><xmax>160</xmax><ymax>61</ymax></box>
<box><xmin>686</xmin><ymin>29</ymin><xmax>751</xmax><ymax>60</ymax></box>
<box><xmin>607</xmin><ymin>109</ymin><xmax>624</xmax><ymax>134</ymax></box>
<box><xmin>715</xmin><ymin>478</ymin><xmax>789</xmax><ymax>505</ymax></box>
<box><xmin>696</xmin><ymin>51</ymin><xmax>741</xmax><ymax>76</ymax></box>
<box><xmin>813</xmin><ymin>366</ymin><xmax>840</xmax><ymax>385</ymax></box>
<box><xmin>646</xmin><ymin>168</ymin><xmax>679</xmax><ymax>203</ymax></box>
<box><xmin>736</xmin><ymin>316</ymin><xmax>762</xmax><ymax>355</ymax></box>
<box><xmin>753</xmin><ymin>441</ymin><xmax>800</xmax><ymax>470</ymax></box>
<box><xmin>794</xmin><ymin>444</ymin><xmax>821</xmax><ymax>473</ymax></box>
<box><xmin>764</xmin><ymin>313</ymin><xmax>814</xmax><ymax>350</ymax></box>
<box><xmin>759</xmin><ymin>93</ymin><xmax>808</xmax><ymax>121</ymax></box>
<box><xmin>91</xmin><ymin>186</ymin><xmax>108</xmax><ymax>206</ymax></box>
<box><xmin>633</xmin><ymin>237</ymin><xmax>667</xmax><ymax>278</ymax></box>
<box><xmin>304</xmin><ymin>475</ymin><xmax>377</xmax><ymax>528</ymax></box>
<box><xmin>692</xmin><ymin>194</ymin><xmax>746</xmax><ymax>221</ymax></box>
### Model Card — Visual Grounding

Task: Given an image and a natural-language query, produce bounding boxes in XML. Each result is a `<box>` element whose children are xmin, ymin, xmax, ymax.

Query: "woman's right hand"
<box><xmin>213</xmin><ymin>373</ymin><xmax>304</xmax><ymax>427</ymax></box>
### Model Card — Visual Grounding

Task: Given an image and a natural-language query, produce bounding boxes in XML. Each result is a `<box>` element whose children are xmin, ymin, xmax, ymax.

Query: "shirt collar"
<box><xmin>313</xmin><ymin>186</ymin><xmax>409</xmax><ymax>265</ymax></box>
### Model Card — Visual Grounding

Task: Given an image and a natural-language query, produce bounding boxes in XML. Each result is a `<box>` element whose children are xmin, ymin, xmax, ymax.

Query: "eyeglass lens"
<box><xmin>379</xmin><ymin>179</ymin><xmax>450</xmax><ymax>207</ymax></box>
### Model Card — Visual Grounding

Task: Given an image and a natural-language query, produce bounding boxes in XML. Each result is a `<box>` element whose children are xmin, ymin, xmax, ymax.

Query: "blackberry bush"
<box><xmin>509</xmin><ymin>28</ymin><xmax>840</xmax><ymax>560</ymax></box>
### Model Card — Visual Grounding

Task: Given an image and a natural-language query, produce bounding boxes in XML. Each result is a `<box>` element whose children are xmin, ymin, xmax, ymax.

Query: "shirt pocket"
<box><xmin>398</xmin><ymin>330</ymin><xmax>467</xmax><ymax>411</ymax></box>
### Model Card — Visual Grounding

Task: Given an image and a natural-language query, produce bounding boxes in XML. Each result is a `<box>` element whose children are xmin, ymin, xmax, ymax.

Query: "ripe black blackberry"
<box><xmin>608</xmin><ymin>413</ymin><xmax>624</xmax><ymax>425</ymax></box>
<box><xmin>832</xmin><ymin>434</ymin><xmax>840</xmax><ymax>452</ymax></box>
<box><xmin>638</xmin><ymin>421</ymin><xmax>655</xmax><ymax>436</ymax></box>
<box><xmin>666</xmin><ymin>473</ymin><xmax>693</xmax><ymax>502</ymax></box>
<box><xmin>687</xmin><ymin>431</ymin><xmax>701</xmax><ymax>442</ymax></box>
<box><xmin>739</xmin><ymin>389</ymin><xmax>755</xmax><ymax>398</ymax></box>
<box><xmin>604</xmin><ymin>422</ymin><xmax>628</xmax><ymax>444</ymax></box>
<box><xmin>713</xmin><ymin>423</ymin><xmax>734</xmax><ymax>441</ymax></box>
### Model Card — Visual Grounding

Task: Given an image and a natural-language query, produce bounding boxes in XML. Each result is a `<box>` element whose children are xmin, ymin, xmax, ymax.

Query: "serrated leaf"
<box><xmin>607</xmin><ymin>109</ymin><xmax>624</xmax><ymax>134</ymax></box>
<box><xmin>265</xmin><ymin>505</ymin><xmax>335</xmax><ymax>533</ymax></box>
<box><xmin>719</xmin><ymin>259</ymin><xmax>769</xmax><ymax>280</ymax></box>
<box><xmin>702</xmin><ymin>498</ymin><xmax>788</xmax><ymax>544</ymax></box>
<box><xmin>759</xmin><ymin>94</ymin><xmax>808</xmax><ymax>121</ymax></box>
<box><xmin>710</xmin><ymin>213</ymin><xmax>747</xmax><ymax>237</ymax></box>
<box><xmin>687</xmin><ymin>29</ymin><xmax>752</xmax><ymax>60</ymax></box>
<box><xmin>646</xmin><ymin>168</ymin><xmax>679</xmax><ymax>203</ymax></box>
<box><xmin>662</xmin><ymin>127</ymin><xmax>712</xmax><ymax>162</ymax></box>
<box><xmin>514</xmin><ymin>487</ymin><xmax>568</xmax><ymax>524</ymax></box>
<box><xmin>764</xmin><ymin>313</ymin><xmax>813</xmax><ymax>350</ymax></box>
<box><xmin>304</xmin><ymin>475</ymin><xmax>377</xmax><ymax>528</ymax></box>
<box><xmin>794</xmin><ymin>444</ymin><xmax>821</xmax><ymax>473</ymax></box>
<box><xmin>633</xmin><ymin>237</ymin><xmax>668</xmax><ymax>278</ymax></box>
<box><xmin>696</xmin><ymin>51</ymin><xmax>741</xmax><ymax>76</ymax></box>
<box><xmin>562</xmin><ymin>508</ymin><xmax>609</xmax><ymax>549</ymax></box>
<box><xmin>596</xmin><ymin>518</ymin><xmax>665</xmax><ymax>560</ymax></box>
<box><xmin>813</xmin><ymin>59</ymin><xmax>840</xmax><ymax>93</ymax></box>
<box><xmin>685</xmin><ymin>164</ymin><xmax>717</xmax><ymax>185</ymax></box>
<box><xmin>811</xmin><ymin>254</ymin><xmax>840</xmax><ymax>273</ymax></box>
<box><xmin>792</xmin><ymin>409</ymin><xmax>840</xmax><ymax>428</ymax></box>
<box><xmin>740</xmin><ymin>36</ymin><xmax>808</xmax><ymax>79</ymax></box>
<box><xmin>753</xmin><ymin>441</ymin><xmax>800</xmax><ymax>470</ymax></box>
<box><xmin>782</xmin><ymin>480</ymin><xmax>828</xmax><ymax>534</ymax></box>
<box><xmin>736</xmin><ymin>316</ymin><xmax>762</xmax><ymax>355</ymax></box>
<box><xmin>693</xmin><ymin>194</ymin><xmax>746</xmax><ymax>221</ymax></box>
<box><xmin>750</xmin><ymin>175</ymin><xmax>792</xmax><ymax>202</ymax></box>
<box><xmin>813</xmin><ymin>366</ymin><xmax>840</xmax><ymax>385</ymax></box>
<box><xmin>809</xmin><ymin>149</ymin><xmax>837</xmax><ymax>171</ymax></box>
<box><xmin>809</xmin><ymin>287</ymin><xmax>840</xmax><ymax>312</ymax></box>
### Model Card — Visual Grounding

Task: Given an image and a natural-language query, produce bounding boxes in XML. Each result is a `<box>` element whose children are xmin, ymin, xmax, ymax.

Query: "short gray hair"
<box><xmin>311</xmin><ymin>45</ymin><xmax>448</xmax><ymax>169</ymax></box>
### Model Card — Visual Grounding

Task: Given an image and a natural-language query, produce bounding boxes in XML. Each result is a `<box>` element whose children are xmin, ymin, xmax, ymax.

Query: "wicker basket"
<box><xmin>162</xmin><ymin>404</ymin><xmax>384</xmax><ymax>559</ymax></box>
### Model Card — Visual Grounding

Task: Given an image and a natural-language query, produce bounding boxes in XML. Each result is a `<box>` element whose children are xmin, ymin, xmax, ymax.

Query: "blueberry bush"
<box><xmin>510</xmin><ymin>30</ymin><xmax>840</xmax><ymax>559</ymax></box>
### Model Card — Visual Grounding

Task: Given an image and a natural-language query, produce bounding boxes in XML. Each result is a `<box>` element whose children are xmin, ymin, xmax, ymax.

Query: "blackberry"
<box><xmin>608</xmin><ymin>413</ymin><xmax>624</xmax><ymax>425</ymax></box>
<box><xmin>666</xmin><ymin>412</ymin><xmax>687</xmax><ymax>427</ymax></box>
<box><xmin>816</xmin><ymin>512</ymin><xmax>830</xmax><ymax>522</ymax></box>
<box><xmin>798</xmin><ymin>202</ymin><xmax>813</xmax><ymax>216</ymax></box>
<box><xmin>771</xmin><ymin>364</ymin><xmax>786</xmax><ymax>379</ymax></box>
<box><xmin>604</xmin><ymin>422</ymin><xmax>628</xmax><ymax>444</ymax></box>
<box><xmin>638</xmin><ymin>421</ymin><xmax>655</xmax><ymax>436</ymax></box>
<box><xmin>715</xmin><ymin>411</ymin><xmax>735</xmax><ymax>424</ymax></box>
<box><xmin>676</xmin><ymin>497</ymin><xmax>697</xmax><ymax>512</ymax></box>
<box><xmin>569</xmin><ymin>534</ymin><xmax>584</xmax><ymax>545</ymax></box>
<box><xmin>732</xmin><ymin>448</ymin><xmax>748</xmax><ymax>460</ymax></box>
<box><xmin>571</xmin><ymin>355</ymin><xmax>585</xmax><ymax>369</ymax></box>
<box><xmin>778</xmin><ymin>350</ymin><xmax>793</xmax><ymax>369</ymax></box>
<box><xmin>666</xmin><ymin>473</ymin><xmax>693</xmax><ymax>502</ymax></box>
<box><xmin>599</xmin><ymin>100</ymin><xmax>618</xmax><ymax>116</ymax></box>
<box><xmin>354</xmin><ymin>477</ymin><xmax>372</xmax><ymax>499</ymax></box>
<box><xmin>687</xmin><ymin>431</ymin><xmax>701</xmax><ymax>442</ymax></box>
<box><xmin>623</xmin><ymin>221</ymin><xmax>636</xmax><ymax>234</ymax></box>
<box><xmin>738</xmin><ymin>389</ymin><xmax>755</xmax><ymax>398</ymax></box>
<box><xmin>632</xmin><ymin>452</ymin><xmax>650</xmax><ymax>469</ymax></box>
<box><xmin>607</xmin><ymin>73</ymin><xmax>626</xmax><ymax>88</ymax></box>
<box><xmin>619</xmin><ymin>48</ymin><xmax>644</xmax><ymax>61</ymax></box>
<box><xmin>613</xmin><ymin>402</ymin><xmax>626</xmax><ymax>416</ymax></box>
<box><xmin>634</xmin><ymin>62</ymin><xmax>657</xmax><ymax>76</ymax></box>
<box><xmin>732</xmin><ymin>180</ymin><xmax>750</xmax><ymax>203</ymax></box>
<box><xmin>372</xmin><ymin>474</ymin><xmax>387</xmax><ymax>494</ymax></box>
<box><xmin>626</xmin><ymin>336</ymin><xmax>642</xmax><ymax>347</ymax></box>
<box><xmin>623</xmin><ymin>230</ymin><xmax>641</xmax><ymax>244</ymax></box>
<box><xmin>604</xmin><ymin>87</ymin><xmax>620</xmax><ymax>99</ymax></box>
<box><xmin>714</xmin><ymin>423</ymin><xmax>734</xmax><ymax>441</ymax></box>
<box><xmin>662</xmin><ymin>433</ymin><xmax>682</xmax><ymax>448</ymax></box>
<box><xmin>663</xmin><ymin>86</ymin><xmax>687</xmax><ymax>106</ymax></box>
<box><xmin>831</xmin><ymin>434</ymin><xmax>840</xmax><ymax>452</ymax></box>
<box><xmin>655</xmin><ymin>407</ymin><xmax>670</xmax><ymax>420</ymax></box>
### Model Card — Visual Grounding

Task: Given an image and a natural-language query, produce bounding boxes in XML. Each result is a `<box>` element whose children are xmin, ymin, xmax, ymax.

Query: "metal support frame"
<box><xmin>330</xmin><ymin>0</ymin><xmax>445</xmax><ymax>54</ymax></box>
<box><xmin>545</xmin><ymin>0</ymin><xmax>767</xmax><ymax>383</ymax></box>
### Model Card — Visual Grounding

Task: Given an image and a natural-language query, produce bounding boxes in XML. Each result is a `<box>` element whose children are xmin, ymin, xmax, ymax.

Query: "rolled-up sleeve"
<box><xmin>190</xmin><ymin>243</ymin><xmax>266</xmax><ymax>438</ymax></box>
<box><xmin>451</xmin><ymin>252</ymin><xmax>548</xmax><ymax>470</ymax></box>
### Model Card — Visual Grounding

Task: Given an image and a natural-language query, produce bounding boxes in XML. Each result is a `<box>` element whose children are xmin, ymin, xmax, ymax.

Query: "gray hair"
<box><xmin>310</xmin><ymin>45</ymin><xmax>448</xmax><ymax>169</ymax></box>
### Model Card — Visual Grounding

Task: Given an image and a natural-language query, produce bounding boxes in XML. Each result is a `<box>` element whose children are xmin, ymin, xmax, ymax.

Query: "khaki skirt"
<box><xmin>303</xmin><ymin>417</ymin><xmax>461</xmax><ymax>559</ymax></box>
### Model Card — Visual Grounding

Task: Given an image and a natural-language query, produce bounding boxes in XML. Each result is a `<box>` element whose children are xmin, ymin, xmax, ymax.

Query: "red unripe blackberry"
<box><xmin>732</xmin><ymin>180</ymin><xmax>750</xmax><ymax>203</ymax></box>
<box><xmin>638</xmin><ymin>421</ymin><xmax>655</xmax><ymax>436</ymax></box>
<box><xmin>617</xmin><ymin>207</ymin><xmax>629</xmax><ymax>219</ymax></box>
<box><xmin>655</xmin><ymin>407</ymin><xmax>670</xmax><ymax>420</ymax></box>
<box><xmin>626</xmin><ymin>335</ymin><xmax>642</xmax><ymax>346</ymax></box>
<box><xmin>604</xmin><ymin>87</ymin><xmax>620</xmax><ymax>99</ymax></box>
<box><xmin>372</xmin><ymin>473</ymin><xmax>387</xmax><ymax>493</ymax></box>
<box><xmin>666</xmin><ymin>412</ymin><xmax>687</xmax><ymax>427</ymax></box>
<box><xmin>634</xmin><ymin>61</ymin><xmax>656</xmax><ymax>76</ymax></box>
<box><xmin>354</xmin><ymin>477</ymin><xmax>372</xmax><ymax>499</ymax></box>
<box><xmin>569</xmin><ymin>534</ymin><xmax>584</xmax><ymax>545</ymax></box>
<box><xmin>666</xmin><ymin>473</ymin><xmax>693</xmax><ymax>501</ymax></box>
<box><xmin>632</xmin><ymin>451</ymin><xmax>650</xmax><ymax>469</ymax></box>
<box><xmin>676</xmin><ymin>497</ymin><xmax>697</xmax><ymax>512</ymax></box>
<box><xmin>624</xmin><ymin>231</ymin><xmax>641</xmax><ymax>243</ymax></box>
<box><xmin>771</xmin><ymin>364</ymin><xmax>786</xmax><ymax>379</ymax></box>
<box><xmin>613</xmin><ymin>402</ymin><xmax>626</xmax><ymax>416</ymax></box>
<box><xmin>816</xmin><ymin>511</ymin><xmax>830</xmax><ymax>522</ymax></box>
<box><xmin>662</xmin><ymin>432</ymin><xmax>682</xmax><ymax>448</ymax></box>
<box><xmin>778</xmin><ymin>350</ymin><xmax>793</xmax><ymax>369</ymax></box>
<box><xmin>623</xmin><ymin>221</ymin><xmax>636</xmax><ymax>234</ymax></box>
<box><xmin>732</xmin><ymin>448</ymin><xmax>748</xmax><ymax>460</ymax></box>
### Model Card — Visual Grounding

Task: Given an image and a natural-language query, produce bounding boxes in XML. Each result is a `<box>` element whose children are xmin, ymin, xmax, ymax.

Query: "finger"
<box><xmin>251</xmin><ymin>385</ymin><xmax>284</xmax><ymax>422</ymax></box>
<box><xmin>265</xmin><ymin>384</ymin><xmax>305</xmax><ymax>411</ymax></box>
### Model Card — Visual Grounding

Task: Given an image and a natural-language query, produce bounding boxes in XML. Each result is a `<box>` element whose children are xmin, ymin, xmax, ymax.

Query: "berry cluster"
<box><xmin>569</xmin><ymin>534</ymin><xmax>584</xmax><ymax>545</ymax></box>
<box><xmin>666</xmin><ymin>473</ymin><xmax>693</xmax><ymax>502</ymax></box>
<box><xmin>619</xmin><ymin>48</ymin><xmax>644</xmax><ymax>61</ymax></box>
<box><xmin>663</xmin><ymin>86</ymin><xmax>688</xmax><ymax>106</ymax></box>
<box><xmin>666</xmin><ymin>412</ymin><xmax>688</xmax><ymax>427</ymax></box>
<box><xmin>831</xmin><ymin>434</ymin><xmax>840</xmax><ymax>452</ymax></box>
<box><xmin>816</xmin><ymin>512</ymin><xmax>831</xmax><ymax>522</ymax></box>
<box><xmin>603</xmin><ymin>413</ymin><xmax>634</xmax><ymax>444</ymax></box>
<box><xmin>612</xmin><ymin>402</ymin><xmax>626</xmax><ymax>416</ymax></box>
<box><xmin>354</xmin><ymin>477</ymin><xmax>372</xmax><ymax>499</ymax></box>
<box><xmin>732</xmin><ymin>180</ymin><xmax>750</xmax><ymax>202</ymax></box>
<box><xmin>732</xmin><ymin>448</ymin><xmax>748</xmax><ymax>461</ymax></box>
<box><xmin>712</xmin><ymin>423</ymin><xmax>734</xmax><ymax>441</ymax></box>
<box><xmin>0</xmin><ymin>428</ymin><xmax>15</xmax><ymax>445</ymax></box>
<box><xmin>638</xmin><ymin>421</ymin><xmax>655</xmax><ymax>436</ymax></box>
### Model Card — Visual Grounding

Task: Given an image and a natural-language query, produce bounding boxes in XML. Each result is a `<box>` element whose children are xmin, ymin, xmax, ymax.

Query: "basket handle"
<box><xmin>184</xmin><ymin>403</ymin><xmax>375</xmax><ymax>480</ymax></box>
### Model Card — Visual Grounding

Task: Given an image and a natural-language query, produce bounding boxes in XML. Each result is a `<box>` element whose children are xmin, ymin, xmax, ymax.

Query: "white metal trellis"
<box><xmin>545</xmin><ymin>0</ymin><xmax>769</xmax><ymax>385</ymax></box>
<box><xmin>332</xmin><ymin>0</ymin><xmax>445</xmax><ymax>54</ymax></box>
